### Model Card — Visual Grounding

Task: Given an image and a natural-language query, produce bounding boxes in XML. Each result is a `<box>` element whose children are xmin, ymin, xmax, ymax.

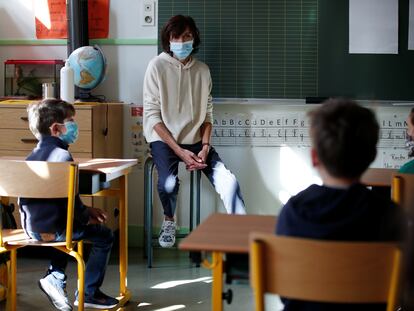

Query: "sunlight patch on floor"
<box><xmin>153</xmin><ymin>305</ymin><xmax>186</xmax><ymax>311</ymax></box>
<box><xmin>152</xmin><ymin>276</ymin><xmax>212</xmax><ymax>289</ymax></box>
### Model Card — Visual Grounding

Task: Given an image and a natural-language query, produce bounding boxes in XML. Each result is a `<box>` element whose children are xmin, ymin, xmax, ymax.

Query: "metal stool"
<box><xmin>144</xmin><ymin>156</ymin><xmax>201</xmax><ymax>268</ymax></box>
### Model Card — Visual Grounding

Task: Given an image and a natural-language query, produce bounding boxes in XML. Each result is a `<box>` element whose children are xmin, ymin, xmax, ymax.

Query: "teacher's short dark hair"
<box><xmin>308</xmin><ymin>98</ymin><xmax>379</xmax><ymax>179</ymax></box>
<box><xmin>160</xmin><ymin>15</ymin><xmax>200</xmax><ymax>55</ymax></box>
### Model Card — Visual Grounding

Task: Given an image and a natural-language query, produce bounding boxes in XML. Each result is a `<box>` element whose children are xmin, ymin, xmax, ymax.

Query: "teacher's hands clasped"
<box><xmin>179</xmin><ymin>148</ymin><xmax>207</xmax><ymax>171</ymax></box>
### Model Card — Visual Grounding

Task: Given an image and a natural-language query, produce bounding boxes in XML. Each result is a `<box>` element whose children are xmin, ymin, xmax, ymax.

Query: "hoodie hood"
<box><xmin>159</xmin><ymin>52</ymin><xmax>196</xmax><ymax>69</ymax></box>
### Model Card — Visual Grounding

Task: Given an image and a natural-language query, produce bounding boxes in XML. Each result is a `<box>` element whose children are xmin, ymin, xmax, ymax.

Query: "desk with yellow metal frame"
<box><xmin>179</xmin><ymin>213</ymin><xmax>276</xmax><ymax>311</ymax></box>
<box><xmin>76</xmin><ymin>158</ymin><xmax>137</xmax><ymax>307</ymax></box>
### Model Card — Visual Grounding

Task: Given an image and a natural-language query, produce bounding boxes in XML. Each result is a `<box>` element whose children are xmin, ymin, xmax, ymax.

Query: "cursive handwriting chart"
<box><xmin>212</xmin><ymin>112</ymin><xmax>312</xmax><ymax>146</ymax></box>
<box><xmin>211</xmin><ymin>111</ymin><xmax>409</xmax><ymax>168</ymax></box>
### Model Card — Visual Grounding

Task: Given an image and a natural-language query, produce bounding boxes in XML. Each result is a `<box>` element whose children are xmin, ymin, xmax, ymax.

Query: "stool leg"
<box><xmin>190</xmin><ymin>171</ymin><xmax>195</xmax><ymax>232</ymax></box>
<box><xmin>144</xmin><ymin>158</ymin><xmax>155</xmax><ymax>268</ymax></box>
<box><xmin>189</xmin><ymin>170</ymin><xmax>202</xmax><ymax>267</ymax></box>
<box><xmin>196</xmin><ymin>170</ymin><xmax>201</xmax><ymax>226</ymax></box>
<box><xmin>189</xmin><ymin>170</ymin><xmax>202</xmax><ymax>232</ymax></box>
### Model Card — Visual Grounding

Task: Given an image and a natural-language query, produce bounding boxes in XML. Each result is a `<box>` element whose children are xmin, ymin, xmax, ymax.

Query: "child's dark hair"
<box><xmin>309</xmin><ymin>98</ymin><xmax>379</xmax><ymax>179</ymax></box>
<box><xmin>160</xmin><ymin>15</ymin><xmax>200</xmax><ymax>55</ymax></box>
<box><xmin>27</xmin><ymin>99</ymin><xmax>75</xmax><ymax>139</ymax></box>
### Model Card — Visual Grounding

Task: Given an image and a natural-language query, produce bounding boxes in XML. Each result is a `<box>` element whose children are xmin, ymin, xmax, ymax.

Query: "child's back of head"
<box><xmin>309</xmin><ymin>98</ymin><xmax>379</xmax><ymax>179</ymax></box>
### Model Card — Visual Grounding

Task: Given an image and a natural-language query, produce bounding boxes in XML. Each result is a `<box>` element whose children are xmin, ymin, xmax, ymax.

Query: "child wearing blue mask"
<box><xmin>20</xmin><ymin>99</ymin><xmax>118</xmax><ymax>310</ymax></box>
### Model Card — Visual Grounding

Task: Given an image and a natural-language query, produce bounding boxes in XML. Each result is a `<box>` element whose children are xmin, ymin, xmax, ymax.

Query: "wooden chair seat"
<box><xmin>2</xmin><ymin>229</ymin><xmax>80</xmax><ymax>247</ymax></box>
<box><xmin>1</xmin><ymin>229</ymin><xmax>27</xmax><ymax>244</ymax></box>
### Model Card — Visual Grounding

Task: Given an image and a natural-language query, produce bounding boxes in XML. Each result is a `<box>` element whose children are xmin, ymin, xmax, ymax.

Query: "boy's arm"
<box><xmin>75</xmin><ymin>195</ymin><xmax>90</xmax><ymax>225</ymax></box>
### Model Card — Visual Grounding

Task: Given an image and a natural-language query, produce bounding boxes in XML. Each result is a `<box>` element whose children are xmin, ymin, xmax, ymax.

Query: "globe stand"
<box><xmin>76</xmin><ymin>88</ymin><xmax>105</xmax><ymax>103</ymax></box>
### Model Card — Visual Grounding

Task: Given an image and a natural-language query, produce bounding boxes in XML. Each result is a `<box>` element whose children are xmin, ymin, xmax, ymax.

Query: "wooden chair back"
<box><xmin>0</xmin><ymin>160</ymin><xmax>78</xmax><ymax>250</ymax></box>
<box><xmin>250</xmin><ymin>233</ymin><xmax>401</xmax><ymax>311</ymax></box>
<box><xmin>0</xmin><ymin>160</ymin><xmax>86</xmax><ymax>310</ymax></box>
<box><xmin>392</xmin><ymin>173</ymin><xmax>414</xmax><ymax>212</ymax></box>
<box><xmin>0</xmin><ymin>160</ymin><xmax>78</xmax><ymax>198</ymax></box>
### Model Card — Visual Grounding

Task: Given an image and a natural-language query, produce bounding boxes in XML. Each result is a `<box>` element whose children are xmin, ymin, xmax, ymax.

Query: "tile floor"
<box><xmin>0</xmin><ymin>247</ymin><xmax>283</xmax><ymax>311</ymax></box>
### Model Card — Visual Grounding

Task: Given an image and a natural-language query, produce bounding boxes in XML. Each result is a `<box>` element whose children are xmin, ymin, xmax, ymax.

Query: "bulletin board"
<box><xmin>35</xmin><ymin>0</ymin><xmax>109</xmax><ymax>39</ymax></box>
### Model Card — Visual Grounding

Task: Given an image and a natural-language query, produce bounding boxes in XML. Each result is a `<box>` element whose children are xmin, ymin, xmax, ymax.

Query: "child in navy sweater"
<box><xmin>20</xmin><ymin>99</ymin><xmax>118</xmax><ymax>310</ymax></box>
<box><xmin>276</xmin><ymin>98</ymin><xmax>404</xmax><ymax>311</ymax></box>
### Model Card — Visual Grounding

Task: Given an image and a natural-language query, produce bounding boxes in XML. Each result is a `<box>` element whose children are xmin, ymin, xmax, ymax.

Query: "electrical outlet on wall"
<box><xmin>142</xmin><ymin>0</ymin><xmax>155</xmax><ymax>26</ymax></box>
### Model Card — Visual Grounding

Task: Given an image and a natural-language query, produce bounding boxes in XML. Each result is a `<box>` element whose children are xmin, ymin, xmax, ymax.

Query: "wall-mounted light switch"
<box><xmin>142</xmin><ymin>0</ymin><xmax>155</xmax><ymax>26</ymax></box>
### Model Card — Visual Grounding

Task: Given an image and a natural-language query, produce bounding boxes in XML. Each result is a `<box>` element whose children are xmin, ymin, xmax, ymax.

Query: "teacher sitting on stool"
<box><xmin>143</xmin><ymin>14</ymin><xmax>246</xmax><ymax>248</ymax></box>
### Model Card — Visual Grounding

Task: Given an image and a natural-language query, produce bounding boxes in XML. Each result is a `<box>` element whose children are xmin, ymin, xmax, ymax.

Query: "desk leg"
<box><xmin>212</xmin><ymin>252</ymin><xmax>223</xmax><ymax>311</ymax></box>
<box><xmin>118</xmin><ymin>175</ymin><xmax>131</xmax><ymax>305</ymax></box>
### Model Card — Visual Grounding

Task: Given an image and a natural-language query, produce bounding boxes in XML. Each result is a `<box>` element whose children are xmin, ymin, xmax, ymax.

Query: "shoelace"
<box><xmin>163</xmin><ymin>224</ymin><xmax>175</xmax><ymax>233</ymax></box>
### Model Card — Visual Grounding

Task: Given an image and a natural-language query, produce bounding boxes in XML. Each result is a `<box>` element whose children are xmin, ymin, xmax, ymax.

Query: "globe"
<box><xmin>67</xmin><ymin>45</ymin><xmax>106</xmax><ymax>90</ymax></box>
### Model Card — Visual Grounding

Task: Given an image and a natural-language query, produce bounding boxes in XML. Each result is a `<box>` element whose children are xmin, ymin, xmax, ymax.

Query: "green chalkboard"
<box><xmin>319</xmin><ymin>0</ymin><xmax>414</xmax><ymax>101</ymax></box>
<box><xmin>159</xmin><ymin>0</ymin><xmax>414</xmax><ymax>101</ymax></box>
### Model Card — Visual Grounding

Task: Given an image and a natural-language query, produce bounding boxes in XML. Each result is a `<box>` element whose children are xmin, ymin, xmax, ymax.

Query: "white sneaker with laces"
<box><xmin>159</xmin><ymin>220</ymin><xmax>176</xmax><ymax>248</ymax></box>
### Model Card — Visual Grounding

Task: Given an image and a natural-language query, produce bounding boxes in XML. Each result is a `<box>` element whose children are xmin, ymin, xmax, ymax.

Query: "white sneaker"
<box><xmin>38</xmin><ymin>272</ymin><xmax>72</xmax><ymax>311</ymax></box>
<box><xmin>159</xmin><ymin>220</ymin><xmax>176</xmax><ymax>248</ymax></box>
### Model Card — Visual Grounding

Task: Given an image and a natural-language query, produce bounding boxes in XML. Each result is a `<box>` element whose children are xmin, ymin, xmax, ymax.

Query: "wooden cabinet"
<box><xmin>0</xmin><ymin>101</ymin><xmax>124</xmax><ymax>231</ymax></box>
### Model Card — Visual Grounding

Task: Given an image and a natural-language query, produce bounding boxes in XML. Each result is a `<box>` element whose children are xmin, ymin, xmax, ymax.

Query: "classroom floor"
<box><xmin>0</xmin><ymin>247</ymin><xmax>282</xmax><ymax>311</ymax></box>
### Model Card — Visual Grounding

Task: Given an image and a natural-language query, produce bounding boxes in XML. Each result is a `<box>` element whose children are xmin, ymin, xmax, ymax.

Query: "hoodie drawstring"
<box><xmin>188</xmin><ymin>69</ymin><xmax>194</xmax><ymax>123</ymax></box>
<box><xmin>177</xmin><ymin>66</ymin><xmax>182</xmax><ymax>113</ymax></box>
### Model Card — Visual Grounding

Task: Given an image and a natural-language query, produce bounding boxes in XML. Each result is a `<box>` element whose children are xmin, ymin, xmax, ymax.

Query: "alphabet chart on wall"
<box><xmin>211</xmin><ymin>111</ymin><xmax>409</xmax><ymax>168</ymax></box>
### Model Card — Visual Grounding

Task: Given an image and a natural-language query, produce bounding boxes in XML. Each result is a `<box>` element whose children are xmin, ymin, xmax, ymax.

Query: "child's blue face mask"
<box><xmin>170</xmin><ymin>40</ymin><xmax>193</xmax><ymax>60</ymax></box>
<box><xmin>59</xmin><ymin>121</ymin><xmax>79</xmax><ymax>144</ymax></box>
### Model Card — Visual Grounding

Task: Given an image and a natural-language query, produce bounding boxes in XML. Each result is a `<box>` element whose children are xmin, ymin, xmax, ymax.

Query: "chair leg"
<box><xmin>8</xmin><ymin>248</ymin><xmax>17</xmax><ymax>311</ymax></box>
<box><xmin>70</xmin><ymin>249</ymin><xmax>85</xmax><ymax>311</ymax></box>
<box><xmin>78</xmin><ymin>240</ymin><xmax>84</xmax><ymax>258</ymax></box>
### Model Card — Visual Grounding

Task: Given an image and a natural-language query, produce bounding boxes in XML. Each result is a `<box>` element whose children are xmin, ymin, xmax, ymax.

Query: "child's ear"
<box><xmin>311</xmin><ymin>147</ymin><xmax>320</xmax><ymax>167</ymax></box>
<box><xmin>49</xmin><ymin>123</ymin><xmax>61</xmax><ymax>136</ymax></box>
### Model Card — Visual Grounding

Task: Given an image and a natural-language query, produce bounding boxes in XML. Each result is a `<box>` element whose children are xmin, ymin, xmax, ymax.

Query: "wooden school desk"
<box><xmin>0</xmin><ymin>157</ymin><xmax>137</xmax><ymax>307</ymax></box>
<box><xmin>179</xmin><ymin>213</ymin><xmax>276</xmax><ymax>311</ymax></box>
<box><xmin>361</xmin><ymin>168</ymin><xmax>398</xmax><ymax>187</ymax></box>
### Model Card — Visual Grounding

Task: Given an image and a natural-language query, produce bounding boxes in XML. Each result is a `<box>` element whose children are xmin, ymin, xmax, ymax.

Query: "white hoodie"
<box><xmin>143</xmin><ymin>52</ymin><xmax>213</xmax><ymax>144</ymax></box>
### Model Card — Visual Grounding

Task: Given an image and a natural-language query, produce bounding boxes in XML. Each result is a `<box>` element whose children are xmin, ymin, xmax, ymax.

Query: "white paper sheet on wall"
<box><xmin>409</xmin><ymin>0</ymin><xmax>414</xmax><ymax>49</ymax></box>
<box><xmin>349</xmin><ymin>0</ymin><xmax>398</xmax><ymax>54</ymax></box>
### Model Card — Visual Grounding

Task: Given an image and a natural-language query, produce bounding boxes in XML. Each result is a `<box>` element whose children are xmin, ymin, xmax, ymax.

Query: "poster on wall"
<box><xmin>35</xmin><ymin>0</ymin><xmax>109</xmax><ymax>39</ymax></box>
<box><xmin>349</xmin><ymin>0</ymin><xmax>398</xmax><ymax>54</ymax></box>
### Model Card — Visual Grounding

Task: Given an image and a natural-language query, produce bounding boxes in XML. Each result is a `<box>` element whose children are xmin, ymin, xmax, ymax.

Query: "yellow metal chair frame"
<box><xmin>392</xmin><ymin>172</ymin><xmax>414</xmax><ymax>211</ymax></box>
<box><xmin>250</xmin><ymin>233</ymin><xmax>401</xmax><ymax>311</ymax></box>
<box><xmin>0</xmin><ymin>160</ymin><xmax>86</xmax><ymax>311</ymax></box>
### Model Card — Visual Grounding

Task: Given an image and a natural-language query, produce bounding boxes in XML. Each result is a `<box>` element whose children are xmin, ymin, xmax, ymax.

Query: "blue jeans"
<box><xmin>150</xmin><ymin>141</ymin><xmax>246</xmax><ymax>217</ymax></box>
<box><xmin>26</xmin><ymin>224</ymin><xmax>114</xmax><ymax>296</ymax></box>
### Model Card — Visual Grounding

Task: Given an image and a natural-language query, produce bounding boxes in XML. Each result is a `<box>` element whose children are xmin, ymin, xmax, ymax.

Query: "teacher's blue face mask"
<box><xmin>170</xmin><ymin>40</ymin><xmax>194</xmax><ymax>60</ymax></box>
<box><xmin>59</xmin><ymin>121</ymin><xmax>79</xmax><ymax>144</ymax></box>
